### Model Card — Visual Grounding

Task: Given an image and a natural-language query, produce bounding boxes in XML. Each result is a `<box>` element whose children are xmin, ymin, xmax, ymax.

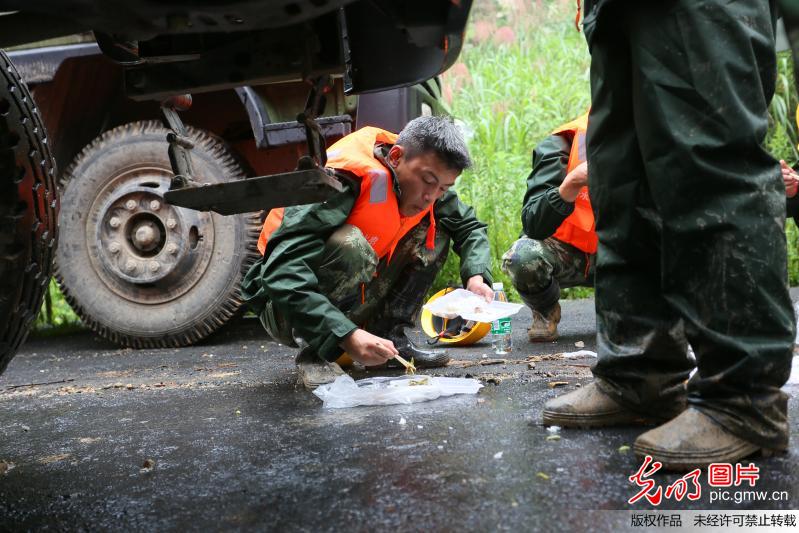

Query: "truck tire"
<box><xmin>55</xmin><ymin>121</ymin><xmax>261</xmax><ymax>348</ymax></box>
<box><xmin>0</xmin><ymin>50</ymin><xmax>58</xmax><ymax>375</ymax></box>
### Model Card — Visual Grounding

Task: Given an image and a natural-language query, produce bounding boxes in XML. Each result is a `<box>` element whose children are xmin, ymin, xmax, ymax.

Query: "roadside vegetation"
<box><xmin>34</xmin><ymin>0</ymin><xmax>799</xmax><ymax>329</ymax></box>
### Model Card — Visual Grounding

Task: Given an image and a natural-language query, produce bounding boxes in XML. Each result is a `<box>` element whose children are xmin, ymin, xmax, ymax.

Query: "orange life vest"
<box><xmin>257</xmin><ymin>126</ymin><xmax>436</xmax><ymax>260</ymax></box>
<box><xmin>550</xmin><ymin>112</ymin><xmax>596</xmax><ymax>254</ymax></box>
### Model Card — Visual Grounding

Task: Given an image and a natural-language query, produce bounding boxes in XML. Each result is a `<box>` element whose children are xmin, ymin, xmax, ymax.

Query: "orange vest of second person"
<box><xmin>550</xmin><ymin>112</ymin><xmax>597</xmax><ymax>254</ymax></box>
<box><xmin>257</xmin><ymin>126</ymin><xmax>436</xmax><ymax>260</ymax></box>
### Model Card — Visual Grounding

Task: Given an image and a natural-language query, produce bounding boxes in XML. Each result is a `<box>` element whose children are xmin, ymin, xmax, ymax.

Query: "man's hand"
<box><xmin>339</xmin><ymin>329</ymin><xmax>398</xmax><ymax>366</ymax></box>
<box><xmin>466</xmin><ymin>275</ymin><xmax>494</xmax><ymax>303</ymax></box>
<box><xmin>558</xmin><ymin>161</ymin><xmax>589</xmax><ymax>203</ymax></box>
<box><xmin>781</xmin><ymin>160</ymin><xmax>798</xmax><ymax>199</ymax></box>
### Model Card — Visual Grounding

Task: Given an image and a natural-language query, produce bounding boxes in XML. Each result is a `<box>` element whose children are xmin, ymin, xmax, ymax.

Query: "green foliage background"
<box><xmin>432</xmin><ymin>0</ymin><xmax>799</xmax><ymax>299</ymax></box>
<box><xmin>34</xmin><ymin>0</ymin><xmax>799</xmax><ymax>330</ymax></box>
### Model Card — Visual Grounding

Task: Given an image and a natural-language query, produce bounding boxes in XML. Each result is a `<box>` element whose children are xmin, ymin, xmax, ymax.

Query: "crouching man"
<box><xmin>501</xmin><ymin>112</ymin><xmax>595</xmax><ymax>342</ymax></box>
<box><xmin>241</xmin><ymin>116</ymin><xmax>494</xmax><ymax>389</ymax></box>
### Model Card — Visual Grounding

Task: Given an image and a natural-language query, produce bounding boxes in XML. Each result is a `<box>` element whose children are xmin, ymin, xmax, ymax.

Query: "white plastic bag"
<box><xmin>422</xmin><ymin>288</ymin><xmax>524</xmax><ymax>323</ymax></box>
<box><xmin>312</xmin><ymin>374</ymin><xmax>483</xmax><ymax>408</ymax></box>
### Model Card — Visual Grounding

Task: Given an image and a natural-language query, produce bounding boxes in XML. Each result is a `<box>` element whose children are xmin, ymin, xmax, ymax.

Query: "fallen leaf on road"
<box><xmin>546</xmin><ymin>435</ymin><xmax>561</xmax><ymax>441</ymax></box>
<box><xmin>39</xmin><ymin>453</ymin><xmax>71</xmax><ymax>464</ymax></box>
<box><xmin>140</xmin><ymin>458</ymin><xmax>155</xmax><ymax>472</ymax></box>
<box><xmin>536</xmin><ymin>472</ymin><xmax>550</xmax><ymax>480</ymax></box>
<box><xmin>618</xmin><ymin>445</ymin><xmax>631</xmax><ymax>454</ymax></box>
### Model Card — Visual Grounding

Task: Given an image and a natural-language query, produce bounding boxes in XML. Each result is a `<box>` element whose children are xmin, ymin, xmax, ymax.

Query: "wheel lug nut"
<box><xmin>109</xmin><ymin>216</ymin><xmax>121</xmax><ymax>228</ymax></box>
<box><xmin>125</xmin><ymin>199</ymin><xmax>137</xmax><ymax>210</ymax></box>
<box><xmin>108</xmin><ymin>242</ymin><xmax>120</xmax><ymax>254</ymax></box>
<box><xmin>149</xmin><ymin>200</ymin><xmax>161</xmax><ymax>211</ymax></box>
<box><xmin>166</xmin><ymin>243</ymin><xmax>178</xmax><ymax>255</ymax></box>
<box><xmin>149</xmin><ymin>261</ymin><xmax>160</xmax><ymax>272</ymax></box>
<box><xmin>125</xmin><ymin>260</ymin><xmax>137</xmax><ymax>272</ymax></box>
<box><xmin>166</xmin><ymin>218</ymin><xmax>177</xmax><ymax>229</ymax></box>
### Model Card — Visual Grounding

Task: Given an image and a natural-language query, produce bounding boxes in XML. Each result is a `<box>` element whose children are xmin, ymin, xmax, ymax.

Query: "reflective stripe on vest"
<box><xmin>256</xmin><ymin>126</ymin><xmax>435</xmax><ymax>258</ymax></box>
<box><xmin>550</xmin><ymin>111</ymin><xmax>597</xmax><ymax>254</ymax></box>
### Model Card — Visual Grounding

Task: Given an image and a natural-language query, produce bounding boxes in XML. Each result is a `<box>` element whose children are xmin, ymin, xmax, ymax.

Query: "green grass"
<box><xmin>432</xmin><ymin>0</ymin><xmax>799</xmax><ymax>300</ymax></box>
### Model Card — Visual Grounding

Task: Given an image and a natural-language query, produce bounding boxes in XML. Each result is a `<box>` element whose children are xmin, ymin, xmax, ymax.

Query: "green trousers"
<box><xmin>584</xmin><ymin>0</ymin><xmax>794</xmax><ymax>449</ymax></box>
<box><xmin>501</xmin><ymin>236</ymin><xmax>594</xmax><ymax>312</ymax></box>
<box><xmin>260</xmin><ymin>221</ymin><xmax>449</xmax><ymax>360</ymax></box>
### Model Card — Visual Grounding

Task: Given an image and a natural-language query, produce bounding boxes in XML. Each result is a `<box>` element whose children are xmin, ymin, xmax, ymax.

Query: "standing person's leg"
<box><xmin>543</xmin><ymin>2</ymin><xmax>692</xmax><ymax>427</ymax></box>
<box><xmin>624</xmin><ymin>0</ymin><xmax>794</xmax><ymax>465</ymax></box>
<box><xmin>502</xmin><ymin>236</ymin><xmax>593</xmax><ymax>342</ymax></box>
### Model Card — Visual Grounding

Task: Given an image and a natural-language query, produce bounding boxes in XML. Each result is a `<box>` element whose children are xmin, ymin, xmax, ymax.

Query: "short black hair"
<box><xmin>396</xmin><ymin>115</ymin><xmax>472</xmax><ymax>172</ymax></box>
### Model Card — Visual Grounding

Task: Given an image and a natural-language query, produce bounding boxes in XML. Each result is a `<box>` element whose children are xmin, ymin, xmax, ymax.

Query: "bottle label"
<box><xmin>492</xmin><ymin>317</ymin><xmax>511</xmax><ymax>335</ymax></box>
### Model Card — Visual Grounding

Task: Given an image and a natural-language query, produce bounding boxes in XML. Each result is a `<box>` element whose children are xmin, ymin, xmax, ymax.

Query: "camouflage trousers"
<box><xmin>261</xmin><ymin>221</ymin><xmax>449</xmax><ymax>360</ymax></box>
<box><xmin>501</xmin><ymin>236</ymin><xmax>594</xmax><ymax>312</ymax></box>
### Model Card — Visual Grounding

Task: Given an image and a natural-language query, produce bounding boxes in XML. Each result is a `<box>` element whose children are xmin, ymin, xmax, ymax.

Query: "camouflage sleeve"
<box><xmin>520</xmin><ymin>132</ymin><xmax>576</xmax><ymax>239</ymax></box>
<box><xmin>240</xmin><ymin>182</ymin><xmax>359</xmax><ymax>359</ymax></box>
<box><xmin>435</xmin><ymin>190</ymin><xmax>494</xmax><ymax>287</ymax></box>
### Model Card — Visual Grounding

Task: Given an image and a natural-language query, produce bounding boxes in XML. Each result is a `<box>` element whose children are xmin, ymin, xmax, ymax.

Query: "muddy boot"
<box><xmin>543</xmin><ymin>381</ymin><xmax>678</xmax><ymax>428</ymax></box>
<box><xmin>295</xmin><ymin>347</ymin><xmax>345</xmax><ymax>390</ymax></box>
<box><xmin>633</xmin><ymin>408</ymin><xmax>774</xmax><ymax>471</ymax></box>
<box><xmin>528</xmin><ymin>302</ymin><xmax>561</xmax><ymax>343</ymax></box>
<box><xmin>382</xmin><ymin>326</ymin><xmax>449</xmax><ymax>368</ymax></box>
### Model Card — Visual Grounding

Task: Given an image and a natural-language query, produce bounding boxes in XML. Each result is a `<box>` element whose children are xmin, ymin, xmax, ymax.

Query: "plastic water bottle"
<box><xmin>491</xmin><ymin>282</ymin><xmax>512</xmax><ymax>355</ymax></box>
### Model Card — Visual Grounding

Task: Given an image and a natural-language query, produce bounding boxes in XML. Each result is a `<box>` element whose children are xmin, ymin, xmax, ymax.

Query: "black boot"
<box><xmin>384</xmin><ymin>326</ymin><xmax>450</xmax><ymax>368</ymax></box>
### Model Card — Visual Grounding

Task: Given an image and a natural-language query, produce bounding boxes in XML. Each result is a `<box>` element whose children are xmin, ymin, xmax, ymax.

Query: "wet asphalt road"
<box><xmin>1</xmin><ymin>298</ymin><xmax>797</xmax><ymax>531</ymax></box>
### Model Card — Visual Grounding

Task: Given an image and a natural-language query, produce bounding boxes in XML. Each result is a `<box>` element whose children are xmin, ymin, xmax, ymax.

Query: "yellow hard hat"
<box><xmin>796</xmin><ymin>105</ymin><xmax>799</xmax><ymax>151</ymax></box>
<box><xmin>420</xmin><ymin>287</ymin><xmax>491</xmax><ymax>346</ymax></box>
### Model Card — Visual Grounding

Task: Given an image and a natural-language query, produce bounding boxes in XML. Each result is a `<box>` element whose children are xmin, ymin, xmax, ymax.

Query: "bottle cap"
<box><xmin>492</xmin><ymin>282</ymin><xmax>504</xmax><ymax>290</ymax></box>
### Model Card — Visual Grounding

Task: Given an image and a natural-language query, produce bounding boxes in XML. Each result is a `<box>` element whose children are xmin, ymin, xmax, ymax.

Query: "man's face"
<box><xmin>388</xmin><ymin>145</ymin><xmax>459</xmax><ymax>217</ymax></box>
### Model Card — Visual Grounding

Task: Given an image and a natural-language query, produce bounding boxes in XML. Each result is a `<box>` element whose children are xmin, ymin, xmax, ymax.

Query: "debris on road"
<box><xmin>140</xmin><ymin>458</ymin><xmax>156</xmax><ymax>473</ymax></box>
<box><xmin>447</xmin><ymin>358</ymin><xmax>508</xmax><ymax>368</ymax></box>
<box><xmin>559</xmin><ymin>350</ymin><xmax>597</xmax><ymax>359</ymax></box>
<box><xmin>547</xmin><ymin>381</ymin><xmax>569</xmax><ymax>388</ymax></box>
<box><xmin>39</xmin><ymin>453</ymin><xmax>71</xmax><ymax>464</ymax></box>
<box><xmin>0</xmin><ymin>461</ymin><xmax>15</xmax><ymax>474</ymax></box>
<box><xmin>493</xmin><ymin>451</ymin><xmax>503</xmax><ymax>459</ymax></box>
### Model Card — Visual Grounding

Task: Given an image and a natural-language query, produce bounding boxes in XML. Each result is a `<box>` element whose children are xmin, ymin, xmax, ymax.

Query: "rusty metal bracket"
<box><xmin>160</xmin><ymin>94</ymin><xmax>198</xmax><ymax>190</ymax></box>
<box><xmin>164</xmin><ymin>168</ymin><xmax>344</xmax><ymax>215</ymax></box>
<box><xmin>161</xmin><ymin>79</ymin><xmax>346</xmax><ymax>215</ymax></box>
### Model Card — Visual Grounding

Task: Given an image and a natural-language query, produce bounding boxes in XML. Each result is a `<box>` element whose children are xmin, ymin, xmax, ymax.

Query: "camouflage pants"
<box><xmin>501</xmin><ymin>236</ymin><xmax>594</xmax><ymax>311</ymax></box>
<box><xmin>261</xmin><ymin>221</ymin><xmax>449</xmax><ymax>359</ymax></box>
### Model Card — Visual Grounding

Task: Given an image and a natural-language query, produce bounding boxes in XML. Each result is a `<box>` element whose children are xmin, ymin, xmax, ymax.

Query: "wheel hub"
<box><xmin>87</xmin><ymin>167</ymin><xmax>216</xmax><ymax>304</ymax></box>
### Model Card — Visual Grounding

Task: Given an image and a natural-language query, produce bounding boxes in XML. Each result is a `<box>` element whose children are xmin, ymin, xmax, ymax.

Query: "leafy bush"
<box><xmin>434</xmin><ymin>0</ymin><xmax>799</xmax><ymax>300</ymax></box>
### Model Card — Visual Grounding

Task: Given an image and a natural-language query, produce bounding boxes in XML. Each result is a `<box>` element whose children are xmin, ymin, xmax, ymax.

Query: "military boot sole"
<box><xmin>631</xmin><ymin>408</ymin><xmax>783</xmax><ymax>471</ymax></box>
<box><xmin>632</xmin><ymin>441</ymin><xmax>770</xmax><ymax>472</ymax></box>
<box><xmin>542</xmin><ymin>408</ymin><xmax>667</xmax><ymax>428</ymax></box>
<box><xmin>528</xmin><ymin>331</ymin><xmax>558</xmax><ymax>343</ymax></box>
<box><xmin>297</xmin><ymin>361</ymin><xmax>345</xmax><ymax>391</ymax></box>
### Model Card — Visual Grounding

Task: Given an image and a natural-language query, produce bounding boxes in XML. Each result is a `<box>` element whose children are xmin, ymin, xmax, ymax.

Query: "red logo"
<box><xmin>629</xmin><ymin>457</ymin><xmax>760</xmax><ymax>505</ymax></box>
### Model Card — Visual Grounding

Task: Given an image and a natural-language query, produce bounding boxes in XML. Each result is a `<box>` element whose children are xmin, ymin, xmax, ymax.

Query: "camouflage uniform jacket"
<box><xmin>521</xmin><ymin>131</ymin><xmax>578</xmax><ymax>240</ymax></box>
<box><xmin>241</xmin><ymin>147</ymin><xmax>493</xmax><ymax>359</ymax></box>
